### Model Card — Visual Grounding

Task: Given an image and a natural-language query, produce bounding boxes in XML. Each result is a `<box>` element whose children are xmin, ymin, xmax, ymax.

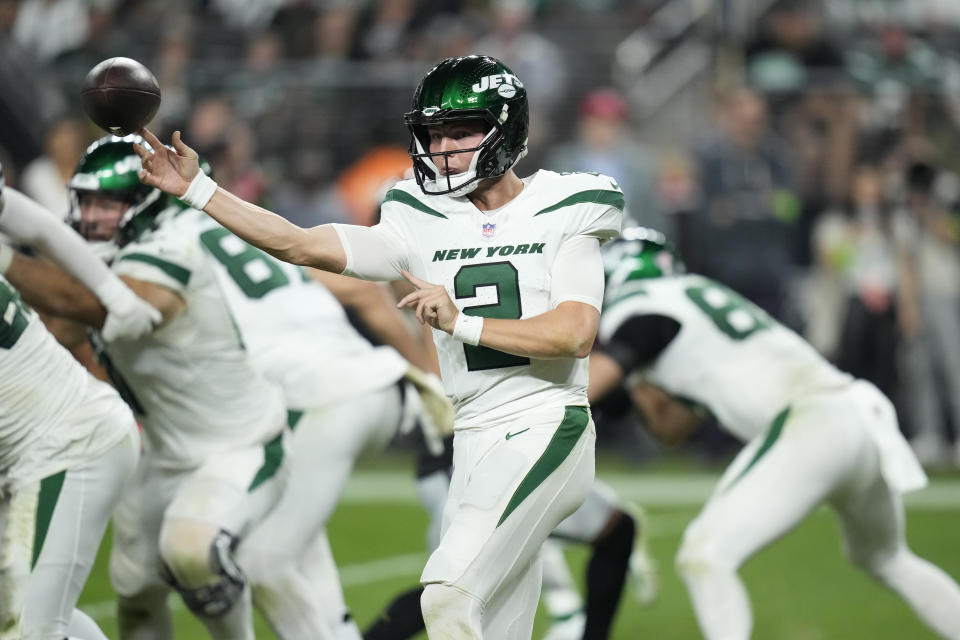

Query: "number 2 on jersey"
<box><xmin>454</xmin><ymin>262</ymin><xmax>529</xmax><ymax>371</ymax></box>
<box><xmin>200</xmin><ymin>227</ymin><xmax>290</xmax><ymax>298</ymax></box>
<box><xmin>685</xmin><ymin>282</ymin><xmax>771</xmax><ymax>340</ymax></box>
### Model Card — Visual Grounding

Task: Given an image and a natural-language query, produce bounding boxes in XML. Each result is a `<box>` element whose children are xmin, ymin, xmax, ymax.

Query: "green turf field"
<box><xmin>77</xmin><ymin>464</ymin><xmax>960</xmax><ymax>639</ymax></box>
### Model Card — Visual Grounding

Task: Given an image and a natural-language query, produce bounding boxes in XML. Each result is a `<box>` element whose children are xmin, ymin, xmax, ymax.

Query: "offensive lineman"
<box><xmin>200</xmin><ymin>212</ymin><xmax>454</xmax><ymax>639</ymax></box>
<box><xmin>0</xmin><ymin>166</ymin><xmax>157</xmax><ymax>639</ymax></box>
<box><xmin>4</xmin><ymin>136</ymin><xmax>290</xmax><ymax>640</ymax></box>
<box><xmin>589</xmin><ymin>227</ymin><xmax>960</xmax><ymax>639</ymax></box>
<box><xmin>136</xmin><ymin>55</ymin><xmax>621</xmax><ymax>638</ymax></box>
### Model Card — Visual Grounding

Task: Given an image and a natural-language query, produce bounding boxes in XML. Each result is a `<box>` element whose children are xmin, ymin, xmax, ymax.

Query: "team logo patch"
<box><xmin>481</xmin><ymin>222</ymin><xmax>496</xmax><ymax>239</ymax></box>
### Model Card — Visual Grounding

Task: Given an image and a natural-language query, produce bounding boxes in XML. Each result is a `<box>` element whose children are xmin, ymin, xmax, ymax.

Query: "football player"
<box><xmin>589</xmin><ymin>227</ymin><xmax>960</xmax><ymax>639</ymax></box>
<box><xmin>4</xmin><ymin>137</ymin><xmax>290</xmax><ymax>640</ymax></box>
<box><xmin>136</xmin><ymin>54</ymin><xmax>621</xmax><ymax>639</ymax></box>
<box><xmin>0</xmin><ymin>164</ymin><xmax>150</xmax><ymax>639</ymax></box>
<box><xmin>199</xmin><ymin>211</ymin><xmax>453</xmax><ymax>639</ymax></box>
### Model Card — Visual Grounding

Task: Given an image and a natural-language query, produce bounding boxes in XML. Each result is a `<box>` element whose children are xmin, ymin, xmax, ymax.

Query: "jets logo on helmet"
<box><xmin>404</xmin><ymin>55</ymin><xmax>529</xmax><ymax>197</ymax></box>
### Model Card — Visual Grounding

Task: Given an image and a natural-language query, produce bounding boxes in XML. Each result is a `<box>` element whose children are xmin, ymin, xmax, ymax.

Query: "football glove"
<box><xmin>96</xmin><ymin>276</ymin><xmax>161</xmax><ymax>342</ymax></box>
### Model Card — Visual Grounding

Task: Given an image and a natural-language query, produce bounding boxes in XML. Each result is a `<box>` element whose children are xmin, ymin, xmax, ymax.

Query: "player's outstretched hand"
<box><xmin>134</xmin><ymin>128</ymin><xmax>199</xmax><ymax>198</ymax></box>
<box><xmin>397</xmin><ymin>270</ymin><xmax>458</xmax><ymax>334</ymax></box>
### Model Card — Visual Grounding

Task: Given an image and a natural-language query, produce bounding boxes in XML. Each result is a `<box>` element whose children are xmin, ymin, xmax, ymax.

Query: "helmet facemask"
<box><xmin>407</xmin><ymin>112</ymin><xmax>504</xmax><ymax>197</ymax></box>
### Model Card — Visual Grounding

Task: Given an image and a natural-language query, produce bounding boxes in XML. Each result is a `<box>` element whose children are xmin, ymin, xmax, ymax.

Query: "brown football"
<box><xmin>80</xmin><ymin>57</ymin><xmax>161</xmax><ymax>136</ymax></box>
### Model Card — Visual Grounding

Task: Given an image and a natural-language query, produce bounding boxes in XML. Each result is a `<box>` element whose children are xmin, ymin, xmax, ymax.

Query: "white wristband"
<box><xmin>452</xmin><ymin>312</ymin><xmax>484</xmax><ymax>346</ymax></box>
<box><xmin>0</xmin><ymin>243</ymin><xmax>13</xmax><ymax>274</ymax></box>
<box><xmin>181</xmin><ymin>171</ymin><xmax>218</xmax><ymax>210</ymax></box>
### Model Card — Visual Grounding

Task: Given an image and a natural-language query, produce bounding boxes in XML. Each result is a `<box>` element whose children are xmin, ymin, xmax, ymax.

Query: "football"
<box><xmin>80</xmin><ymin>57</ymin><xmax>161</xmax><ymax>136</ymax></box>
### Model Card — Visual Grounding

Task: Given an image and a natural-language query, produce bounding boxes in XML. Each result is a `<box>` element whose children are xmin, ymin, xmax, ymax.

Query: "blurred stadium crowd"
<box><xmin>4</xmin><ymin>0</ymin><xmax>960</xmax><ymax>468</ymax></box>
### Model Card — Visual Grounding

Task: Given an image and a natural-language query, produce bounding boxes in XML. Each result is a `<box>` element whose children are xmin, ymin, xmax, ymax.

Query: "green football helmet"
<box><xmin>602</xmin><ymin>226</ymin><xmax>685</xmax><ymax>294</ymax></box>
<box><xmin>404</xmin><ymin>55</ymin><xmax>529</xmax><ymax>196</ymax></box>
<box><xmin>68</xmin><ymin>134</ymin><xmax>169</xmax><ymax>253</ymax></box>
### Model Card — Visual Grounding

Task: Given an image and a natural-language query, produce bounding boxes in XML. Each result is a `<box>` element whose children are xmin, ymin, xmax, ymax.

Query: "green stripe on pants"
<box><xmin>32</xmin><ymin>471</ymin><xmax>65</xmax><ymax>569</ymax></box>
<box><xmin>248</xmin><ymin>433</ymin><xmax>284</xmax><ymax>492</ymax></box>
<box><xmin>729</xmin><ymin>406</ymin><xmax>791</xmax><ymax>489</ymax></box>
<box><xmin>497</xmin><ymin>406</ymin><xmax>589</xmax><ymax>528</ymax></box>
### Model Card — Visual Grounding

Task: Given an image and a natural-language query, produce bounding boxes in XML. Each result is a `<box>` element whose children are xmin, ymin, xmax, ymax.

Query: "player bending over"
<box><xmin>589</xmin><ymin>227</ymin><xmax>960</xmax><ymax>640</ymax></box>
<box><xmin>200</xmin><ymin>202</ymin><xmax>454</xmax><ymax>638</ymax></box>
<box><xmin>0</xmin><ymin>164</ymin><xmax>154</xmax><ymax>639</ymax></box>
<box><xmin>4</xmin><ymin>137</ymin><xmax>291</xmax><ymax>640</ymax></box>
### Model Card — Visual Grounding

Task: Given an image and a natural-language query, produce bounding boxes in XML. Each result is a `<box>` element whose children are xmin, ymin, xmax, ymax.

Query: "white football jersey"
<box><xmin>109</xmin><ymin>209</ymin><xmax>285</xmax><ymax>468</ymax></box>
<box><xmin>599</xmin><ymin>274</ymin><xmax>853</xmax><ymax>442</ymax></box>
<box><xmin>0</xmin><ymin>274</ymin><xmax>130</xmax><ymax>484</ymax></box>
<box><xmin>352</xmin><ymin>171</ymin><xmax>622</xmax><ymax>428</ymax></box>
<box><xmin>196</xmin><ymin>219</ymin><xmax>408</xmax><ymax>409</ymax></box>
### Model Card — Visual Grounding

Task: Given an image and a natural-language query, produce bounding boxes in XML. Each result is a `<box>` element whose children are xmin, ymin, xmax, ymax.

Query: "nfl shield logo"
<box><xmin>482</xmin><ymin>222</ymin><xmax>496</xmax><ymax>239</ymax></box>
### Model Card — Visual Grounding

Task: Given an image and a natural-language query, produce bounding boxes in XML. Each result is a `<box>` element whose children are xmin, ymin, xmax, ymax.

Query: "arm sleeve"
<box><xmin>331</xmin><ymin>222</ymin><xmax>409</xmax><ymax>281</ymax></box>
<box><xmin>549</xmin><ymin>235</ymin><xmax>605</xmax><ymax>310</ymax></box>
<box><xmin>581</xmin><ymin>204</ymin><xmax>623</xmax><ymax>245</ymax></box>
<box><xmin>602</xmin><ymin>313</ymin><xmax>682</xmax><ymax>372</ymax></box>
<box><xmin>0</xmin><ymin>187</ymin><xmax>115</xmax><ymax>294</ymax></box>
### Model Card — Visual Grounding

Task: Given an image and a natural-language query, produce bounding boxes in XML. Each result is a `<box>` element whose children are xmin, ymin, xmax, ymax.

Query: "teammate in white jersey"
<box><xmin>136</xmin><ymin>54</ymin><xmax>621</xmax><ymax>639</ymax></box>
<box><xmin>199</xmin><ymin>213</ymin><xmax>453</xmax><ymax>639</ymax></box>
<box><xmin>589</xmin><ymin>227</ymin><xmax>960</xmax><ymax>639</ymax></box>
<box><xmin>0</xmin><ymin>164</ymin><xmax>153</xmax><ymax>639</ymax></box>
<box><xmin>4</xmin><ymin>137</ymin><xmax>292</xmax><ymax>640</ymax></box>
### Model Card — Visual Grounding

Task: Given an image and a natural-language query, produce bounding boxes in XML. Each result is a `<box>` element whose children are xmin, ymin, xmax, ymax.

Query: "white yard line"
<box><xmin>341</xmin><ymin>469</ymin><xmax>960</xmax><ymax>508</ymax></box>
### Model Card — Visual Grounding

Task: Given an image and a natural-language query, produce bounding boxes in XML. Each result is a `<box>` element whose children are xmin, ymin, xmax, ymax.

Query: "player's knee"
<box><xmin>675</xmin><ymin>523</ymin><xmax>736</xmax><ymax>578</ymax></box>
<box><xmin>158</xmin><ymin>524</ymin><xmax>246</xmax><ymax>618</ymax></box>
<box><xmin>421</xmin><ymin>583</ymin><xmax>482</xmax><ymax>638</ymax></box>
<box><xmin>158</xmin><ymin>519</ymin><xmax>221</xmax><ymax>587</ymax></box>
<box><xmin>846</xmin><ymin>543</ymin><xmax>904</xmax><ymax>582</ymax></box>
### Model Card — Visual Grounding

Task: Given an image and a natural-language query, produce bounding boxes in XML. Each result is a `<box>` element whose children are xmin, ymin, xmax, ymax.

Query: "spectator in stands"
<box><xmin>896</xmin><ymin>160</ymin><xmax>960</xmax><ymax>468</ymax></box>
<box><xmin>312</xmin><ymin>2</ymin><xmax>360</xmax><ymax>61</ymax></box>
<box><xmin>475</xmin><ymin>0</ymin><xmax>568</xmax><ymax>156</ymax></box>
<box><xmin>681</xmin><ymin>86</ymin><xmax>799</xmax><ymax>321</ymax></box>
<box><xmin>20</xmin><ymin>114</ymin><xmax>87</xmax><ymax>215</ymax></box>
<box><xmin>152</xmin><ymin>30</ymin><xmax>194</xmax><ymax>136</ymax></box>
<box><xmin>13</xmin><ymin>0</ymin><xmax>90</xmax><ymax>63</ymax></box>
<box><xmin>828</xmin><ymin>164</ymin><xmax>904</xmax><ymax>404</ymax></box>
<box><xmin>546</xmin><ymin>87</ymin><xmax>665</xmax><ymax>232</ymax></box>
<box><xmin>352</xmin><ymin>0</ymin><xmax>424</xmax><ymax>61</ymax></box>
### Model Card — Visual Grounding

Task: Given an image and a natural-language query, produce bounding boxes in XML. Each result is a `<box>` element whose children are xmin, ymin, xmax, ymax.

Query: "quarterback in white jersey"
<box><xmin>5</xmin><ymin>137</ymin><xmax>289</xmax><ymax>640</ymax></box>
<box><xmin>200</xmin><ymin>216</ymin><xmax>453</xmax><ymax>639</ymax></box>
<box><xmin>0</xmin><ymin>167</ymin><xmax>148</xmax><ymax>640</ymax></box>
<box><xmin>136</xmin><ymin>54</ymin><xmax>620</xmax><ymax>639</ymax></box>
<box><xmin>589</xmin><ymin>227</ymin><xmax>960</xmax><ymax>639</ymax></box>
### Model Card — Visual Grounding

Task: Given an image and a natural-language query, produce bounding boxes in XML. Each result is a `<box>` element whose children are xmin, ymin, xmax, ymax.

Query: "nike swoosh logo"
<box><xmin>505</xmin><ymin>428</ymin><xmax>530</xmax><ymax>440</ymax></box>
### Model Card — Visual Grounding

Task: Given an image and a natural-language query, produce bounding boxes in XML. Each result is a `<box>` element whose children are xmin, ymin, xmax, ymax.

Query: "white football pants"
<box><xmin>237</xmin><ymin>383</ymin><xmax>403</xmax><ymax>639</ymax></box>
<box><xmin>676</xmin><ymin>383</ymin><xmax>960</xmax><ymax>640</ymax></box>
